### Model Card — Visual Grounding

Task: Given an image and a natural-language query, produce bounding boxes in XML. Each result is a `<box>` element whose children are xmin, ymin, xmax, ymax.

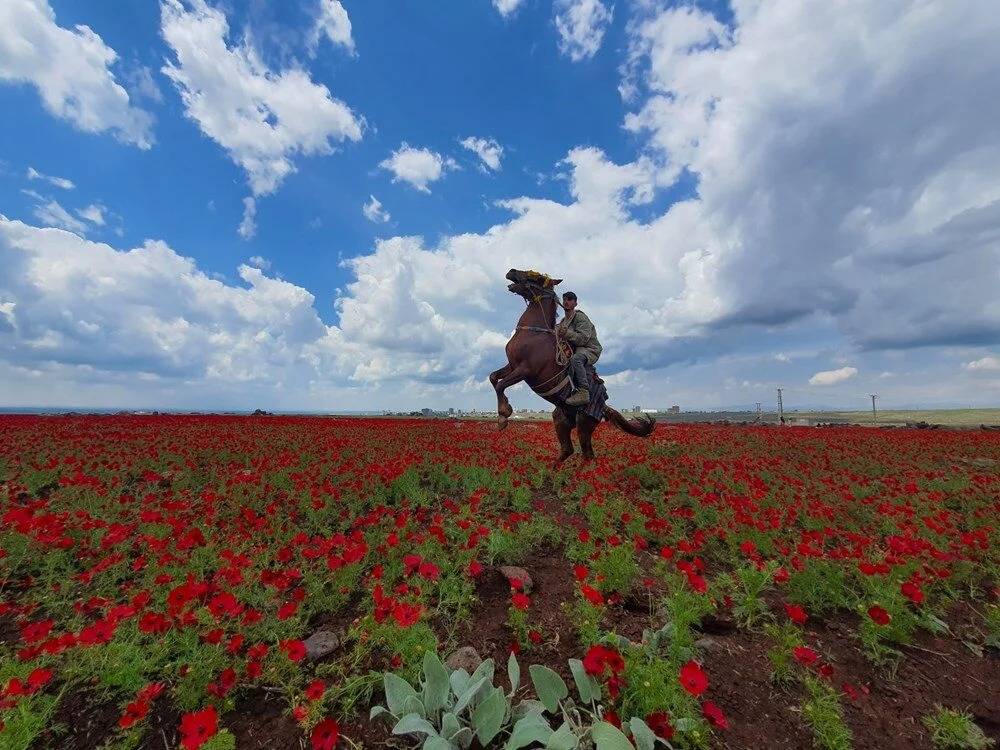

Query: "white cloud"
<box><xmin>26</xmin><ymin>166</ymin><xmax>75</xmax><ymax>190</ymax></box>
<box><xmin>248</xmin><ymin>255</ymin><xmax>270</xmax><ymax>270</ymax></box>
<box><xmin>363</xmin><ymin>195</ymin><xmax>390</xmax><ymax>223</ymax></box>
<box><xmin>809</xmin><ymin>367</ymin><xmax>858</xmax><ymax>386</ymax></box>
<box><xmin>160</xmin><ymin>0</ymin><xmax>363</xmax><ymax>197</ymax></box>
<box><xmin>460</xmin><ymin>136</ymin><xmax>504</xmax><ymax>171</ymax></box>
<box><xmin>0</xmin><ymin>0</ymin><xmax>153</xmax><ymax>147</ymax></box>
<box><xmin>238</xmin><ymin>197</ymin><xmax>257</xmax><ymax>240</ymax></box>
<box><xmin>554</xmin><ymin>0</ymin><xmax>612</xmax><ymax>62</ymax></box>
<box><xmin>964</xmin><ymin>356</ymin><xmax>1000</xmax><ymax>372</ymax></box>
<box><xmin>493</xmin><ymin>0</ymin><xmax>525</xmax><ymax>18</ymax></box>
<box><xmin>76</xmin><ymin>204</ymin><xmax>106</xmax><ymax>226</ymax></box>
<box><xmin>379</xmin><ymin>144</ymin><xmax>458</xmax><ymax>193</ymax></box>
<box><xmin>33</xmin><ymin>200</ymin><xmax>88</xmax><ymax>234</ymax></box>
<box><xmin>308</xmin><ymin>0</ymin><xmax>355</xmax><ymax>55</ymax></box>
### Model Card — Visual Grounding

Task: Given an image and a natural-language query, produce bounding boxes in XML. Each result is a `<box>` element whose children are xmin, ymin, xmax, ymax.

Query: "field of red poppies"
<box><xmin>0</xmin><ymin>415</ymin><xmax>997</xmax><ymax>750</ymax></box>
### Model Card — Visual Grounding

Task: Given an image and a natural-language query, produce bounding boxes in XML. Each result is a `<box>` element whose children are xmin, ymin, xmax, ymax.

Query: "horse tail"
<box><xmin>603</xmin><ymin>406</ymin><xmax>656</xmax><ymax>437</ymax></box>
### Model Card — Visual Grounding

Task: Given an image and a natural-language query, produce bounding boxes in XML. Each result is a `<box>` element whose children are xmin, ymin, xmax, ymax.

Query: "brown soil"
<box><xmin>224</xmin><ymin>687</ymin><xmax>303</xmax><ymax>749</ymax></box>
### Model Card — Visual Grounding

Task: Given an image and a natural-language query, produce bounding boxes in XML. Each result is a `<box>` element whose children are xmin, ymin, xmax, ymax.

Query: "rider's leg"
<box><xmin>566</xmin><ymin>352</ymin><xmax>591</xmax><ymax>406</ymax></box>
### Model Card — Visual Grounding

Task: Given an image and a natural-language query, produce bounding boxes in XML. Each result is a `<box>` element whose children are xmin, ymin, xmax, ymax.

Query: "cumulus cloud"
<box><xmin>379</xmin><ymin>144</ymin><xmax>458</xmax><ymax>193</ymax></box>
<box><xmin>460</xmin><ymin>136</ymin><xmax>504</xmax><ymax>171</ymax></box>
<box><xmin>554</xmin><ymin>0</ymin><xmax>612</xmax><ymax>62</ymax></box>
<box><xmin>363</xmin><ymin>195</ymin><xmax>390</xmax><ymax>223</ymax></box>
<box><xmin>0</xmin><ymin>0</ymin><xmax>153</xmax><ymax>147</ymax></box>
<box><xmin>809</xmin><ymin>367</ymin><xmax>858</xmax><ymax>386</ymax></box>
<box><xmin>307</xmin><ymin>0</ymin><xmax>355</xmax><ymax>56</ymax></box>
<box><xmin>248</xmin><ymin>255</ymin><xmax>270</xmax><ymax>270</ymax></box>
<box><xmin>493</xmin><ymin>0</ymin><xmax>525</xmax><ymax>18</ymax></box>
<box><xmin>26</xmin><ymin>166</ymin><xmax>75</xmax><ymax>190</ymax></box>
<box><xmin>160</xmin><ymin>0</ymin><xmax>363</xmax><ymax>197</ymax></box>
<box><xmin>238</xmin><ymin>197</ymin><xmax>257</xmax><ymax>240</ymax></box>
<box><xmin>964</xmin><ymin>356</ymin><xmax>1000</xmax><ymax>372</ymax></box>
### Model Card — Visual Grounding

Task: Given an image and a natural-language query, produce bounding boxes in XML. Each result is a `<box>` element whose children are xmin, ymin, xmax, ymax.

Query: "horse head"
<box><xmin>505</xmin><ymin>268</ymin><xmax>563</xmax><ymax>300</ymax></box>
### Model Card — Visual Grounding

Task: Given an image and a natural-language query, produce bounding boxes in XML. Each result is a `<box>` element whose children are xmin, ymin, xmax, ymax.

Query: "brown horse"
<box><xmin>489</xmin><ymin>268</ymin><xmax>655</xmax><ymax>461</ymax></box>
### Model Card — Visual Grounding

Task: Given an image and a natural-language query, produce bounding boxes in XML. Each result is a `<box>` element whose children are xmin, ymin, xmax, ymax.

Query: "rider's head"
<box><xmin>562</xmin><ymin>292</ymin><xmax>577</xmax><ymax>312</ymax></box>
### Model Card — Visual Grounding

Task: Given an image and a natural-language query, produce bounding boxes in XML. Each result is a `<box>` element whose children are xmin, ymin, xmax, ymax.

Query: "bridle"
<box><xmin>513</xmin><ymin>280</ymin><xmax>571</xmax><ymax>378</ymax></box>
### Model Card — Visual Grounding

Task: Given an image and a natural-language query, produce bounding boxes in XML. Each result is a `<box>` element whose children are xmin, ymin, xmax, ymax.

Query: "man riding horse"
<box><xmin>490</xmin><ymin>268</ymin><xmax>654</xmax><ymax>461</ymax></box>
<box><xmin>558</xmin><ymin>291</ymin><xmax>601</xmax><ymax>407</ymax></box>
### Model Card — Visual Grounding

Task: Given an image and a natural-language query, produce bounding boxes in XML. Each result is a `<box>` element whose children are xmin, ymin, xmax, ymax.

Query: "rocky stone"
<box><xmin>498</xmin><ymin>566</ymin><xmax>533</xmax><ymax>593</ymax></box>
<box><xmin>303</xmin><ymin>630</ymin><xmax>341</xmax><ymax>661</ymax></box>
<box><xmin>695</xmin><ymin>636</ymin><xmax>722</xmax><ymax>652</ymax></box>
<box><xmin>445</xmin><ymin>646</ymin><xmax>482</xmax><ymax>674</ymax></box>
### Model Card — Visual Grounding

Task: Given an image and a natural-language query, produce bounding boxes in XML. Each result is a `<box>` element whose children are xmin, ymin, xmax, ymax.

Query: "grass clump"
<box><xmin>923</xmin><ymin>706</ymin><xmax>995</xmax><ymax>750</ymax></box>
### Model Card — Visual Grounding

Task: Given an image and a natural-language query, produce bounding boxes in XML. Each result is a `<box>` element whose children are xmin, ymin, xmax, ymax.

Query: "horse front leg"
<box><xmin>492</xmin><ymin>364</ymin><xmax>526</xmax><ymax>430</ymax></box>
<box><xmin>577</xmin><ymin>412</ymin><xmax>597</xmax><ymax>461</ymax></box>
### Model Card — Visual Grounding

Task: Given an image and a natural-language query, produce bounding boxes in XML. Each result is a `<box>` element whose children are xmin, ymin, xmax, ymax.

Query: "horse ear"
<box><xmin>550</xmin><ymin>278</ymin><xmax>563</xmax><ymax>286</ymax></box>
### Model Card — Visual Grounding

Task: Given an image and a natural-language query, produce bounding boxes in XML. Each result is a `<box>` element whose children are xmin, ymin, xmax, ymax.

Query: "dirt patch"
<box><xmin>224</xmin><ymin>687</ymin><xmax>303</xmax><ymax>749</ymax></box>
<box><xmin>29</xmin><ymin>690</ymin><xmax>119</xmax><ymax>750</ymax></box>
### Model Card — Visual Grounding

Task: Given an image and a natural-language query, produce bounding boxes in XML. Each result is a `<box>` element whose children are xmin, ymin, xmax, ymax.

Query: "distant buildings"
<box><xmin>669</xmin><ymin>405</ymin><xmax>680</xmax><ymax>413</ymax></box>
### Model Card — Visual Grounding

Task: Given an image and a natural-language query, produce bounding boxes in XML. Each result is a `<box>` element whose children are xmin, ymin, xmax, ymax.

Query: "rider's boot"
<box><xmin>566</xmin><ymin>387</ymin><xmax>590</xmax><ymax>406</ymax></box>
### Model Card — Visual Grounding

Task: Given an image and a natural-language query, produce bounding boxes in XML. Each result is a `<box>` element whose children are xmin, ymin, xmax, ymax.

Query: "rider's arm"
<box><xmin>563</xmin><ymin>313</ymin><xmax>594</xmax><ymax>347</ymax></box>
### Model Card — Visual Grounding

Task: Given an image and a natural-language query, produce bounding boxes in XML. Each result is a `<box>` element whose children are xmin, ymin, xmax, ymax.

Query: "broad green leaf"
<box><xmin>450</xmin><ymin>668</ymin><xmax>472</xmax><ymax>699</ymax></box>
<box><xmin>370</xmin><ymin>705</ymin><xmax>390</xmax><ymax>721</ymax></box>
<box><xmin>453</xmin><ymin>676</ymin><xmax>489</xmax><ymax>715</ymax></box>
<box><xmin>423</xmin><ymin>650</ymin><xmax>451</xmax><ymax>716</ymax></box>
<box><xmin>674</xmin><ymin>717</ymin><xmax>695</xmax><ymax>733</ymax></box>
<box><xmin>393</xmin><ymin>713</ymin><xmax>439</xmax><ymax>738</ymax></box>
<box><xmin>568</xmin><ymin>659</ymin><xmax>593</xmax><ymax>704</ymax></box>
<box><xmin>451</xmin><ymin>726</ymin><xmax>475</xmax><ymax>749</ymax></box>
<box><xmin>441</xmin><ymin>712</ymin><xmax>461</xmax><ymax>739</ymax></box>
<box><xmin>512</xmin><ymin>699</ymin><xmax>546</xmax><ymax>720</ymax></box>
<box><xmin>592</xmin><ymin>721</ymin><xmax>635</xmax><ymax>750</ymax></box>
<box><xmin>529</xmin><ymin>665</ymin><xmax>568</xmax><ymax>713</ymax></box>
<box><xmin>508</xmin><ymin>650</ymin><xmax>521</xmax><ymax>695</ymax></box>
<box><xmin>471</xmin><ymin>687</ymin><xmax>507</xmax><ymax>746</ymax></box>
<box><xmin>628</xmin><ymin>718</ymin><xmax>655</xmax><ymax>750</ymax></box>
<box><xmin>423</xmin><ymin>737</ymin><xmax>451</xmax><ymax>750</ymax></box>
<box><xmin>469</xmin><ymin>658</ymin><xmax>495</xmax><ymax>690</ymax></box>
<box><xmin>505</xmin><ymin>712</ymin><xmax>554</xmax><ymax>749</ymax></box>
<box><xmin>385</xmin><ymin>673</ymin><xmax>420</xmax><ymax>716</ymax></box>
<box><xmin>403</xmin><ymin>694</ymin><xmax>427</xmax><ymax>718</ymax></box>
<box><xmin>546</xmin><ymin>722</ymin><xmax>579</xmax><ymax>749</ymax></box>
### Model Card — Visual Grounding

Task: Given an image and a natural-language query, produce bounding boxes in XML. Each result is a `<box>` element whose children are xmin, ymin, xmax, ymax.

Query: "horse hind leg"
<box><xmin>577</xmin><ymin>412</ymin><xmax>597</xmax><ymax>461</ymax></box>
<box><xmin>552</xmin><ymin>407</ymin><xmax>574</xmax><ymax>464</ymax></box>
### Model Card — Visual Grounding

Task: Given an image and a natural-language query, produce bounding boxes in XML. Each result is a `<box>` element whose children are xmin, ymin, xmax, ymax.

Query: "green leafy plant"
<box><xmin>765</xmin><ymin>622</ymin><xmax>803</xmax><ymax>684</ymax></box>
<box><xmin>801</xmin><ymin>675</ymin><xmax>853</xmax><ymax>750</ymax></box>
<box><xmin>922</xmin><ymin>706</ymin><xmax>995</xmax><ymax>750</ymax></box>
<box><xmin>728</xmin><ymin>562</ymin><xmax>777</xmax><ymax>629</ymax></box>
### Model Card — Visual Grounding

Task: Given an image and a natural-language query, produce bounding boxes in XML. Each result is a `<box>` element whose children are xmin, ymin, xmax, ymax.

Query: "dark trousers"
<box><xmin>569</xmin><ymin>351</ymin><xmax>589</xmax><ymax>390</ymax></box>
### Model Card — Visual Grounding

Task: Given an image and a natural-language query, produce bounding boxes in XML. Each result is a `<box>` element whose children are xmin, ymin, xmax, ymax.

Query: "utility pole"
<box><xmin>777</xmin><ymin>388</ymin><xmax>784</xmax><ymax>425</ymax></box>
<box><xmin>755</xmin><ymin>402</ymin><xmax>762</xmax><ymax>423</ymax></box>
<box><xmin>870</xmin><ymin>394</ymin><xmax>878</xmax><ymax>425</ymax></box>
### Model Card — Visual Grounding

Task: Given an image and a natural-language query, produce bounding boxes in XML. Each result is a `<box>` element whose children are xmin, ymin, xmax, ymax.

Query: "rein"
<box><xmin>514</xmin><ymin>282</ymin><xmax>571</xmax><ymax>376</ymax></box>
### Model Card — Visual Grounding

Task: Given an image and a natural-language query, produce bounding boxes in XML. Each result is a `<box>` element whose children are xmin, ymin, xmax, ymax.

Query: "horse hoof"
<box><xmin>498</xmin><ymin>416</ymin><xmax>509</xmax><ymax>430</ymax></box>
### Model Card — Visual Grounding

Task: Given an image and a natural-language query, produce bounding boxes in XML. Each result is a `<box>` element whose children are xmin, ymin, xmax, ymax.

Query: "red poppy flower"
<box><xmin>702</xmin><ymin>700</ymin><xmax>729</xmax><ymax>729</ymax></box>
<box><xmin>679</xmin><ymin>660</ymin><xmax>708</xmax><ymax>697</ymax></box>
<box><xmin>512</xmin><ymin>592</ymin><xmax>530</xmax><ymax>610</ymax></box>
<box><xmin>281</xmin><ymin>639</ymin><xmax>307</xmax><ymax>662</ymax></box>
<box><xmin>311</xmin><ymin>718</ymin><xmax>340</xmax><ymax>750</ymax></box>
<box><xmin>867</xmin><ymin>605</ymin><xmax>891</xmax><ymax>625</ymax></box>
<box><xmin>645</xmin><ymin>711</ymin><xmax>674</xmax><ymax>739</ymax></box>
<box><xmin>792</xmin><ymin>646</ymin><xmax>819</xmax><ymax>666</ymax></box>
<box><xmin>901</xmin><ymin>581</ymin><xmax>924</xmax><ymax>604</ymax></box>
<box><xmin>580</xmin><ymin>584</ymin><xmax>604</xmax><ymax>606</ymax></box>
<box><xmin>179</xmin><ymin>707</ymin><xmax>218</xmax><ymax>750</ymax></box>
<box><xmin>784</xmin><ymin>603</ymin><xmax>808</xmax><ymax>625</ymax></box>
<box><xmin>306</xmin><ymin>679</ymin><xmax>326</xmax><ymax>701</ymax></box>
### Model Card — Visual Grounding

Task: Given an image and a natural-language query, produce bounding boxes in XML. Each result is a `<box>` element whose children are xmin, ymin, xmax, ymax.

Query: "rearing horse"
<box><xmin>489</xmin><ymin>268</ymin><xmax>655</xmax><ymax>461</ymax></box>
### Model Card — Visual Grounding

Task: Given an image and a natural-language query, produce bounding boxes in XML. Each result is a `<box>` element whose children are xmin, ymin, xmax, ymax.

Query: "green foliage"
<box><xmin>922</xmin><ymin>706</ymin><xmax>995</xmax><ymax>750</ymax></box>
<box><xmin>201</xmin><ymin>730</ymin><xmax>238</xmax><ymax>750</ymax></box>
<box><xmin>765</xmin><ymin>622</ymin><xmax>804</xmax><ymax>684</ymax></box>
<box><xmin>983</xmin><ymin>603</ymin><xmax>1000</xmax><ymax>649</ymax></box>
<box><xmin>786</xmin><ymin>561</ymin><xmax>853</xmax><ymax>615</ymax></box>
<box><xmin>0</xmin><ymin>694</ymin><xmax>60</xmax><ymax>750</ymax></box>
<box><xmin>801</xmin><ymin>675</ymin><xmax>853</xmax><ymax>750</ymax></box>
<box><xmin>487</xmin><ymin>517</ymin><xmax>561</xmax><ymax>566</ymax></box>
<box><xmin>727</xmin><ymin>562</ymin><xmax>777</xmax><ymax>629</ymax></box>
<box><xmin>592</xmin><ymin>543</ymin><xmax>640</xmax><ymax>596</ymax></box>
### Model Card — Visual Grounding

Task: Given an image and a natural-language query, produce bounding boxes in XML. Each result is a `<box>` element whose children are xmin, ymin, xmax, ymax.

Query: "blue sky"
<box><xmin>1</xmin><ymin>0</ymin><xmax>999</xmax><ymax>411</ymax></box>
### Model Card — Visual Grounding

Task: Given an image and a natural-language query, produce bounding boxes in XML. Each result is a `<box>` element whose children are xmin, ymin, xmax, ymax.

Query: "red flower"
<box><xmin>901</xmin><ymin>581</ymin><xmax>924</xmax><ymax>604</ymax></box>
<box><xmin>312</xmin><ymin>718</ymin><xmax>340</xmax><ymax>750</ymax></box>
<box><xmin>528</xmin><ymin>630</ymin><xmax>543</xmax><ymax>645</ymax></box>
<box><xmin>119</xmin><ymin>699</ymin><xmax>150</xmax><ymax>729</ymax></box>
<box><xmin>26</xmin><ymin>668</ymin><xmax>53</xmax><ymax>692</ymax></box>
<box><xmin>773</xmin><ymin>567</ymin><xmax>790</xmax><ymax>584</ymax></box>
<box><xmin>679</xmin><ymin>660</ymin><xmax>708</xmax><ymax>697</ymax></box>
<box><xmin>580</xmin><ymin>584</ymin><xmax>604</xmax><ymax>606</ymax></box>
<box><xmin>702</xmin><ymin>700</ymin><xmax>728</xmax><ymax>729</ymax></box>
<box><xmin>867</xmin><ymin>605</ymin><xmax>891</xmax><ymax>626</ymax></box>
<box><xmin>784</xmin><ymin>603</ymin><xmax>808</xmax><ymax>625</ymax></box>
<box><xmin>179</xmin><ymin>707</ymin><xmax>218</xmax><ymax>750</ymax></box>
<box><xmin>281</xmin><ymin>639</ymin><xmax>307</xmax><ymax>662</ymax></box>
<box><xmin>512</xmin><ymin>592</ymin><xmax>530</xmax><ymax>610</ymax></box>
<box><xmin>603</xmin><ymin>710</ymin><xmax>621</xmax><ymax>729</ymax></box>
<box><xmin>306</xmin><ymin>679</ymin><xmax>326</xmax><ymax>701</ymax></box>
<box><xmin>792</xmin><ymin>646</ymin><xmax>819</xmax><ymax>666</ymax></box>
<box><xmin>467</xmin><ymin>560</ymin><xmax>484</xmax><ymax>577</ymax></box>
<box><xmin>645</xmin><ymin>711</ymin><xmax>674</xmax><ymax>740</ymax></box>
<box><xmin>392</xmin><ymin>602</ymin><xmax>422</xmax><ymax>627</ymax></box>
<box><xmin>574</xmin><ymin>565</ymin><xmax>589</xmax><ymax>581</ymax></box>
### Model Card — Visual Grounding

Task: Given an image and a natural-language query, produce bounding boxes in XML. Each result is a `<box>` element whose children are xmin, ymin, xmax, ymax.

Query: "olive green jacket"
<box><xmin>559</xmin><ymin>309</ymin><xmax>602</xmax><ymax>364</ymax></box>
